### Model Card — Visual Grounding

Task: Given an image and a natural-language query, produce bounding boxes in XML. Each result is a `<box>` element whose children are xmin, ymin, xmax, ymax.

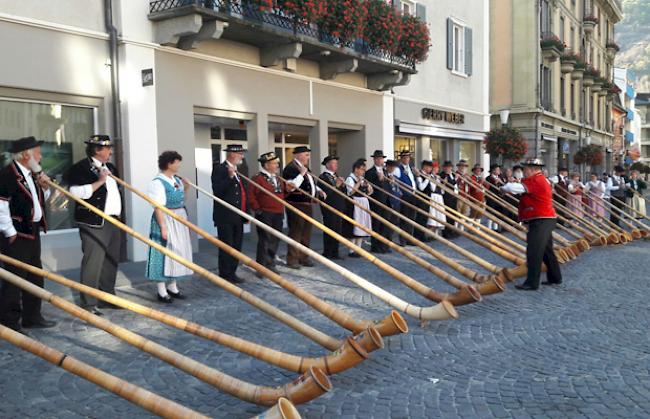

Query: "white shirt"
<box><xmin>394</xmin><ymin>164</ymin><xmax>416</xmax><ymax>190</ymax></box>
<box><xmin>374</xmin><ymin>165</ymin><xmax>384</xmax><ymax>176</ymax></box>
<box><xmin>586</xmin><ymin>180</ymin><xmax>606</xmax><ymax>198</ymax></box>
<box><xmin>147</xmin><ymin>174</ymin><xmax>180</xmax><ymax>206</ymax></box>
<box><xmin>500</xmin><ymin>182</ymin><xmax>527</xmax><ymax>195</ymax></box>
<box><xmin>0</xmin><ymin>161</ymin><xmax>51</xmax><ymax>237</ymax></box>
<box><xmin>260</xmin><ymin>168</ymin><xmax>280</xmax><ymax>190</ymax></box>
<box><xmin>69</xmin><ymin>157</ymin><xmax>122</xmax><ymax>216</ymax></box>
<box><xmin>345</xmin><ymin>174</ymin><xmax>364</xmax><ymax>196</ymax></box>
<box><xmin>416</xmin><ymin>175</ymin><xmax>430</xmax><ymax>191</ymax></box>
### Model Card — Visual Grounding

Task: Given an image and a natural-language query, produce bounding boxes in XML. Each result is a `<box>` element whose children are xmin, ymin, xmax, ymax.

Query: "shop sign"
<box><xmin>421</xmin><ymin>107</ymin><xmax>465</xmax><ymax>124</ymax></box>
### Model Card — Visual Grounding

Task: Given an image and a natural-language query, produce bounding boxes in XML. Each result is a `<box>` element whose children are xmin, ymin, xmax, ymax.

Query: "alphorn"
<box><xmin>110</xmin><ymin>173</ymin><xmax>400</xmax><ymax>340</ymax></box>
<box><xmin>606</xmin><ymin>194</ymin><xmax>650</xmax><ymax>233</ymax></box>
<box><xmin>329</xmin><ymin>176</ymin><xmax>511</xmax><ymax>279</ymax></box>
<box><xmin>0</xmin><ymin>323</ymin><xmax>209</xmax><ymax>419</ymax></box>
<box><xmin>549</xmin><ymin>190</ymin><xmax>621</xmax><ymax>244</ymax></box>
<box><xmin>281</xmin><ymin>174</ymin><xmax>497</xmax><ymax>303</ymax></box>
<box><xmin>46</xmin><ymin>180</ymin><xmax>340</xmax><ymax>351</ymax></box>
<box><xmin>0</xmin><ymin>267</ymin><xmax>331</xmax><ymax>406</ymax></box>
<box><xmin>385</xmin><ymin>176</ymin><xmax>527</xmax><ymax>263</ymax></box>
<box><xmin>185</xmin><ymin>179</ymin><xmax>409</xmax><ymax>335</ymax></box>
<box><xmin>251</xmin><ymin>398</ymin><xmax>303</xmax><ymax>419</ymax></box>
<box><xmin>194</xmin><ymin>177</ymin><xmax>458</xmax><ymax>322</ymax></box>
<box><xmin>233</xmin><ymin>174</ymin><xmax>458</xmax><ymax>321</ymax></box>
<box><xmin>308</xmin><ymin>176</ymin><xmax>496</xmax><ymax>297</ymax></box>
<box><xmin>0</xmin><ymin>254</ymin><xmax>382</xmax><ymax>375</ymax></box>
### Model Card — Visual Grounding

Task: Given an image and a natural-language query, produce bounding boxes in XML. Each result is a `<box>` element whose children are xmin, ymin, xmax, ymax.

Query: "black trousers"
<box><xmin>321</xmin><ymin>205</ymin><xmax>342</xmax><ymax>258</ymax></box>
<box><xmin>370</xmin><ymin>202</ymin><xmax>390</xmax><ymax>251</ymax></box>
<box><xmin>79</xmin><ymin>223</ymin><xmax>121</xmax><ymax>308</ymax></box>
<box><xmin>413</xmin><ymin>198</ymin><xmax>431</xmax><ymax>241</ymax></box>
<box><xmin>524</xmin><ymin>218</ymin><xmax>562</xmax><ymax>288</ymax></box>
<box><xmin>398</xmin><ymin>195</ymin><xmax>416</xmax><ymax>245</ymax></box>
<box><xmin>255</xmin><ymin>211</ymin><xmax>283</xmax><ymax>268</ymax></box>
<box><xmin>0</xmin><ymin>228</ymin><xmax>44</xmax><ymax>329</ymax></box>
<box><xmin>286</xmin><ymin>203</ymin><xmax>313</xmax><ymax>265</ymax></box>
<box><xmin>610</xmin><ymin>196</ymin><xmax>626</xmax><ymax>226</ymax></box>
<box><xmin>216</xmin><ymin>221</ymin><xmax>243</xmax><ymax>278</ymax></box>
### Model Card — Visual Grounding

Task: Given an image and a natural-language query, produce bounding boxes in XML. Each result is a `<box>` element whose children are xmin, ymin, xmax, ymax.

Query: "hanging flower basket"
<box><xmin>560</xmin><ymin>51</ymin><xmax>578</xmax><ymax>74</ymax></box>
<box><xmin>396</xmin><ymin>14</ymin><xmax>431</xmax><ymax>63</ymax></box>
<box><xmin>583</xmin><ymin>15</ymin><xmax>599</xmax><ymax>35</ymax></box>
<box><xmin>582</xmin><ymin>65</ymin><xmax>599</xmax><ymax>87</ymax></box>
<box><xmin>540</xmin><ymin>33</ymin><xmax>564</xmax><ymax>62</ymax></box>
<box><xmin>275</xmin><ymin>0</ymin><xmax>327</xmax><ymax>23</ymax></box>
<box><xmin>606</xmin><ymin>41</ymin><xmax>620</xmax><ymax>54</ymax></box>
<box><xmin>574</xmin><ymin>144</ymin><xmax>604</xmax><ymax>166</ymax></box>
<box><xmin>484</xmin><ymin>127</ymin><xmax>528</xmax><ymax>162</ymax></box>
<box><xmin>571</xmin><ymin>56</ymin><xmax>586</xmax><ymax>80</ymax></box>
<box><xmin>363</xmin><ymin>0</ymin><xmax>404</xmax><ymax>55</ymax></box>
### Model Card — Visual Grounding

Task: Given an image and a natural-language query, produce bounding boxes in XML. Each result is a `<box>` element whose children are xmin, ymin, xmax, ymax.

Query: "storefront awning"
<box><xmin>398</xmin><ymin>122</ymin><xmax>485</xmax><ymax>141</ymax></box>
<box><xmin>542</xmin><ymin>134</ymin><xmax>558</xmax><ymax>142</ymax></box>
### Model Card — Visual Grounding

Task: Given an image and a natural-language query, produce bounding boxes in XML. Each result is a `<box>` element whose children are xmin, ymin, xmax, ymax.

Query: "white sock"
<box><xmin>157</xmin><ymin>283</ymin><xmax>169</xmax><ymax>297</ymax></box>
<box><xmin>167</xmin><ymin>280</ymin><xmax>179</xmax><ymax>294</ymax></box>
<box><xmin>487</xmin><ymin>220</ymin><xmax>493</xmax><ymax>230</ymax></box>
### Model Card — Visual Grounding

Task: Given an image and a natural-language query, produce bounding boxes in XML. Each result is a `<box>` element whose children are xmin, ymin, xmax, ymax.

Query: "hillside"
<box><xmin>615</xmin><ymin>0</ymin><xmax>650</xmax><ymax>91</ymax></box>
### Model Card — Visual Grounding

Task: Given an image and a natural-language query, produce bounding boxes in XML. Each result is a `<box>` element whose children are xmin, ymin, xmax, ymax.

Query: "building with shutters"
<box><xmin>392</xmin><ymin>0</ymin><xmax>490</xmax><ymax>169</ymax></box>
<box><xmin>0</xmin><ymin>0</ymin><xmax>434</xmax><ymax>267</ymax></box>
<box><xmin>637</xmin><ymin>93</ymin><xmax>650</xmax><ymax>166</ymax></box>
<box><xmin>490</xmin><ymin>0</ymin><xmax>623</xmax><ymax>175</ymax></box>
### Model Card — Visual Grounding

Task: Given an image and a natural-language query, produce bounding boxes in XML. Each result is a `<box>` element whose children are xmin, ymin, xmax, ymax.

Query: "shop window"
<box><xmin>458</xmin><ymin>141</ymin><xmax>479</xmax><ymax>168</ymax></box>
<box><xmin>394</xmin><ymin>136</ymin><xmax>416</xmax><ymax>160</ymax></box>
<box><xmin>0</xmin><ymin>99</ymin><xmax>95</xmax><ymax>231</ymax></box>
<box><xmin>274</xmin><ymin>131</ymin><xmax>309</xmax><ymax>167</ymax></box>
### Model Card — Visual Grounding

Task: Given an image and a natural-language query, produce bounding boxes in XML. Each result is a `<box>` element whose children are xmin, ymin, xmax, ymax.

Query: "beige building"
<box><xmin>490</xmin><ymin>0</ymin><xmax>623</xmax><ymax>174</ymax></box>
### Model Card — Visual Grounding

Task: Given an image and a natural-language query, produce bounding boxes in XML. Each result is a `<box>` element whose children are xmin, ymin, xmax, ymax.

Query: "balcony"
<box><xmin>148</xmin><ymin>0</ymin><xmax>423</xmax><ymax>90</ymax></box>
<box><xmin>627</xmin><ymin>108</ymin><xmax>635</xmax><ymax>121</ymax></box>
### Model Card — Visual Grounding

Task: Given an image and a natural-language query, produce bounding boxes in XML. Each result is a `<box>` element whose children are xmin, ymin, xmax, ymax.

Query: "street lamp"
<box><xmin>499</xmin><ymin>109</ymin><xmax>511</xmax><ymax>127</ymax></box>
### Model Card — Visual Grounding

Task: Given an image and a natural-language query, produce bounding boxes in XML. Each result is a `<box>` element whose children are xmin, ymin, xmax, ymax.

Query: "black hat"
<box><xmin>456</xmin><ymin>160</ymin><xmax>468</xmax><ymax>167</ymax></box>
<box><xmin>614</xmin><ymin>165</ymin><xmax>625</xmax><ymax>173</ymax></box>
<box><xmin>398</xmin><ymin>149</ymin><xmax>412</xmax><ymax>157</ymax></box>
<box><xmin>84</xmin><ymin>134</ymin><xmax>113</xmax><ymax>146</ymax></box>
<box><xmin>489</xmin><ymin>163</ymin><xmax>501</xmax><ymax>171</ymax></box>
<box><xmin>321</xmin><ymin>155</ymin><xmax>339</xmax><ymax>165</ymax></box>
<box><xmin>258</xmin><ymin>151</ymin><xmax>279</xmax><ymax>164</ymax></box>
<box><xmin>292</xmin><ymin>146</ymin><xmax>311</xmax><ymax>154</ymax></box>
<box><xmin>225</xmin><ymin>144</ymin><xmax>246</xmax><ymax>153</ymax></box>
<box><xmin>370</xmin><ymin>150</ymin><xmax>387</xmax><ymax>158</ymax></box>
<box><xmin>421</xmin><ymin>160</ymin><xmax>433</xmax><ymax>167</ymax></box>
<box><xmin>472</xmin><ymin>164</ymin><xmax>484</xmax><ymax>172</ymax></box>
<box><xmin>9</xmin><ymin>136</ymin><xmax>43</xmax><ymax>154</ymax></box>
<box><xmin>386</xmin><ymin>159</ymin><xmax>398</xmax><ymax>167</ymax></box>
<box><xmin>558</xmin><ymin>167</ymin><xmax>568</xmax><ymax>172</ymax></box>
<box><xmin>522</xmin><ymin>158</ymin><xmax>545</xmax><ymax>167</ymax></box>
<box><xmin>442</xmin><ymin>160</ymin><xmax>453</xmax><ymax>167</ymax></box>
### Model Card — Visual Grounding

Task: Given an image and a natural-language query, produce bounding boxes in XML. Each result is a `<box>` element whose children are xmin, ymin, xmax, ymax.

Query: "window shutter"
<box><xmin>416</xmin><ymin>3</ymin><xmax>426</xmax><ymax>21</ymax></box>
<box><xmin>393</xmin><ymin>0</ymin><xmax>401</xmax><ymax>12</ymax></box>
<box><xmin>464</xmin><ymin>27</ymin><xmax>473</xmax><ymax>76</ymax></box>
<box><xmin>447</xmin><ymin>18</ymin><xmax>453</xmax><ymax>70</ymax></box>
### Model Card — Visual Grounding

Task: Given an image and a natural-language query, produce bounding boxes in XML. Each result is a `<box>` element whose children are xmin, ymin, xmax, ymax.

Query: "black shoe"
<box><xmin>98</xmin><ymin>302</ymin><xmax>123</xmax><ymax>310</ymax></box>
<box><xmin>227</xmin><ymin>275</ymin><xmax>245</xmax><ymax>284</ymax></box>
<box><xmin>167</xmin><ymin>290</ymin><xmax>186</xmax><ymax>299</ymax></box>
<box><xmin>157</xmin><ymin>294</ymin><xmax>173</xmax><ymax>303</ymax></box>
<box><xmin>301</xmin><ymin>260</ymin><xmax>314</xmax><ymax>267</ymax></box>
<box><xmin>22</xmin><ymin>318</ymin><xmax>57</xmax><ymax>329</ymax></box>
<box><xmin>541</xmin><ymin>281</ymin><xmax>562</xmax><ymax>286</ymax></box>
<box><xmin>348</xmin><ymin>252</ymin><xmax>361</xmax><ymax>258</ymax></box>
<box><xmin>85</xmin><ymin>306</ymin><xmax>104</xmax><ymax>316</ymax></box>
<box><xmin>286</xmin><ymin>263</ymin><xmax>301</xmax><ymax>270</ymax></box>
<box><xmin>515</xmin><ymin>284</ymin><xmax>538</xmax><ymax>291</ymax></box>
<box><xmin>384</xmin><ymin>248</ymin><xmax>392</xmax><ymax>254</ymax></box>
<box><xmin>6</xmin><ymin>324</ymin><xmax>29</xmax><ymax>336</ymax></box>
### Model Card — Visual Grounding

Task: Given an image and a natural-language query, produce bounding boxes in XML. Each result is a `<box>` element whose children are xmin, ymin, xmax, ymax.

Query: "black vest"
<box><xmin>283</xmin><ymin>161</ymin><xmax>315</xmax><ymax>203</ymax></box>
<box><xmin>318</xmin><ymin>172</ymin><xmax>347</xmax><ymax>211</ymax></box>
<box><xmin>0</xmin><ymin>162</ymin><xmax>47</xmax><ymax>239</ymax></box>
<box><xmin>63</xmin><ymin>158</ymin><xmax>123</xmax><ymax>227</ymax></box>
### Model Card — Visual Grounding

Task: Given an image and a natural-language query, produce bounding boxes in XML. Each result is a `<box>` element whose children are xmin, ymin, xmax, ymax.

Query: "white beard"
<box><xmin>27</xmin><ymin>156</ymin><xmax>42</xmax><ymax>174</ymax></box>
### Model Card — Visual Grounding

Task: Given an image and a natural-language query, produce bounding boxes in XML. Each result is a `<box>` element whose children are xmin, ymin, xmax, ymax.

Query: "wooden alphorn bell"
<box><xmin>386</xmin><ymin>175</ymin><xmax>527</xmax><ymax>263</ymax></box>
<box><xmin>236</xmin><ymin>173</ymin><xmax>459</xmax><ymax>323</ymax></box>
<box><xmin>111</xmin><ymin>173</ymin><xmax>398</xmax><ymax>344</ymax></box>
<box><xmin>0</xmin><ymin>254</ymin><xmax>382</xmax><ymax>376</ymax></box>
<box><xmin>0</xmin><ymin>267</ymin><xmax>332</xmax><ymax>406</ymax></box>
<box><xmin>0</xmin><ymin>323</ymin><xmax>210</xmax><ymax>419</ymax></box>
<box><xmin>311</xmin><ymin>175</ymin><xmax>503</xmax><ymax>300</ymax></box>
<box><xmin>602</xmin><ymin>194</ymin><xmax>650</xmax><ymax>237</ymax></box>
<box><xmin>46</xmin><ymin>179</ymin><xmax>341</xmax><ymax>351</ymax></box>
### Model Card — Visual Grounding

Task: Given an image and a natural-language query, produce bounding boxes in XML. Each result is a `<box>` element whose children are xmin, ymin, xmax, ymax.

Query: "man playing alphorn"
<box><xmin>501</xmin><ymin>158</ymin><xmax>562</xmax><ymax>291</ymax></box>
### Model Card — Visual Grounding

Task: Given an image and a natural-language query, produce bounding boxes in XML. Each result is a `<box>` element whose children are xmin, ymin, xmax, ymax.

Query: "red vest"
<box><xmin>518</xmin><ymin>172</ymin><xmax>557</xmax><ymax>222</ymax></box>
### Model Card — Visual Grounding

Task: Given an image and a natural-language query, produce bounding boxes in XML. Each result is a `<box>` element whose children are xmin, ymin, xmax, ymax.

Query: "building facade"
<box><xmin>0</xmin><ymin>0</ymin><xmax>437</xmax><ymax>267</ymax></box>
<box><xmin>392</xmin><ymin>0</ymin><xmax>490</xmax><ymax>169</ymax></box>
<box><xmin>613</xmin><ymin>67</ymin><xmax>642</xmax><ymax>166</ymax></box>
<box><xmin>491</xmin><ymin>0</ymin><xmax>623</xmax><ymax>174</ymax></box>
<box><xmin>635</xmin><ymin>92</ymin><xmax>650</xmax><ymax>166</ymax></box>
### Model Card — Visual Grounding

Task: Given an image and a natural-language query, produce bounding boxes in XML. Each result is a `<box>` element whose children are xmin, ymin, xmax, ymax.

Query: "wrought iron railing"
<box><xmin>149</xmin><ymin>0</ymin><xmax>416</xmax><ymax>69</ymax></box>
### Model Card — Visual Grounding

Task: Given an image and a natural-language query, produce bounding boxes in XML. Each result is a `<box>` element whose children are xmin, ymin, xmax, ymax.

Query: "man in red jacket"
<box><xmin>500</xmin><ymin>158</ymin><xmax>562</xmax><ymax>290</ymax></box>
<box><xmin>249</xmin><ymin>152</ymin><xmax>285</xmax><ymax>273</ymax></box>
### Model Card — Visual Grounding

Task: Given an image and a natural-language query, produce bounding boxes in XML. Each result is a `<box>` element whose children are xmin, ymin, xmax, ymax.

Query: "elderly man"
<box><xmin>318</xmin><ymin>155</ymin><xmax>346</xmax><ymax>259</ymax></box>
<box><xmin>501</xmin><ymin>158</ymin><xmax>562</xmax><ymax>290</ymax></box>
<box><xmin>394</xmin><ymin>150</ymin><xmax>417</xmax><ymax>246</ymax></box>
<box><xmin>64</xmin><ymin>135</ymin><xmax>123</xmax><ymax>316</ymax></box>
<box><xmin>212</xmin><ymin>144</ymin><xmax>248</xmax><ymax>283</ymax></box>
<box><xmin>282</xmin><ymin>146</ymin><xmax>325</xmax><ymax>269</ymax></box>
<box><xmin>365</xmin><ymin>150</ymin><xmax>391</xmax><ymax>252</ymax></box>
<box><xmin>0</xmin><ymin>136</ymin><xmax>57</xmax><ymax>331</ymax></box>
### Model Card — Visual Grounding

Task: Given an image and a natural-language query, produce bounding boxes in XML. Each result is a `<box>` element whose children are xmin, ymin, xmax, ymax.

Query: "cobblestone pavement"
<box><xmin>1</xmin><ymin>227</ymin><xmax>649</xmax><ymax>418</ymax></box>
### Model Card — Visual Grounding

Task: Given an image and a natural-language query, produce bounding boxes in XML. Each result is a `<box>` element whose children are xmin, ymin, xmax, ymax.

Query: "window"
<box><xmin>401</xmin><ymin>0</ymin><xmax>415</xmax><ymax>16</ymax></box>
<box><xmin>394</xmin><ymin>136</ymin><xmax>416</xmax><ymax>161</ymax></box>
<box><xmin>540</xmin><ymin>0</ymin><xmax>551</xmax><ymax>33</ymax></box>
<box><xmin>0</xmin><ymin>99</ymin><xmax>95</xmax><ymax>231</ymax></box>
<box><xmin>541</xmin><ymin>65</ymin><xmax>552</xmax><ymax>111</ymax></box>
<box><xmin>210</xmin><ymin>125</ymin><xmax>250</xmax><ymax>176</ymax></box>
<box><xmin>458</xmin><ymin>141</ymin><xmax>479</xmax><ymax>168</ymax></box>
<box><xmin>570</xmin><ymin>81</ymin><xmax>576</xmax><ymax>119</ymax></box>
<box><xmin>447</xmin><ymin>18</ymin><xmax>473</xmax><ymax>76</ymax></box>
<box><xmin>560</xmin><ymin>75</ymin><xmax>566</xmax><ymax>116</ymax></box>
<box><xmin>560</xmin><ymin>16</ymin><xmax>565</xmax><ymax>42</ymax></box>
<box><xmin>273</xmin><ymin>131</ymin><xmax>309</xmax><ymax>168</ymax></box>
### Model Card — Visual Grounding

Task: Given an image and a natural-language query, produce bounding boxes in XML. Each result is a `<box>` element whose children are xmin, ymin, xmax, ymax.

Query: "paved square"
<box><xmin>1</xmin><ymin>231</ymin><xmax>649</xmax><ymax>418</ymax></box>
